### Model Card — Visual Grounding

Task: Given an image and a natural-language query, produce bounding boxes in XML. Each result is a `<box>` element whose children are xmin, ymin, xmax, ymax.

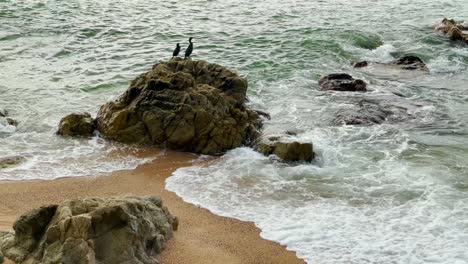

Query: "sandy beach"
<box><xmin>0</xmin><ymin>149</ymin><xmax>304</xmax><ymax>264</ymax></box>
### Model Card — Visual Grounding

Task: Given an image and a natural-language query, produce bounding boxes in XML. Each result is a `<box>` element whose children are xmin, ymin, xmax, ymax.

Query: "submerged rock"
<box><xmin>353</xmin><ymin>55</ymin><xmax>428</xmax><ymax>71</ymax></box>
<box><xmin>255</xmin><ymin>134</ymin><xmax>314</xmax><ymax>162</ymax></box>
<box><xmin>0</xmin><ymin>156</ymin><xmax>26</xmax><ymax>169</ymax></box>
<box><xmin>318</xmin><ymin>73</ymin><xmax>367</xmax><ymax>92</ymax></box>
<box><xmin>57</xmin><ymin>112</ymin><xmax>96</xmax><ymax>137</ymax></box>
<box><xmin>434</xmin><ymin>18</ymin><xmax>468</xmax><ymax>44</ymax></box>
<box><xmin>390</xmin><ymin>55</ymin><xmax>428</xmax><ymax>71</ymax></box>
<box><xmin>95</xmin><ymin>58</ymin><xmax>262</xmax><ymax>154</ymax></box>
<box><xmin>0</xmin><ymin>196</ymin><xmax>177</xmax><ymax>264</ymax></box>
<box><xmin>332</xmin><ymin>99</ymin><xmax>411</xmax><ymax>126</ymax></box>
<box><xmin>0</xmin><ymin>108</ymin><xmax>17</xmax><ymax>135</ymax></box>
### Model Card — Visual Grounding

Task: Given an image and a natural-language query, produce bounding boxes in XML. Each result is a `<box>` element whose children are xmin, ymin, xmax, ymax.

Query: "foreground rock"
<box><xmin>255</xmin><ymin>134</ymin><xmax>314</xmax><ymax>162</ymax></box>
<box><xmin>57</xmin><ymin>112</ymin><xmax>96</xmax><ymax>137</ymax></box>
<box><xmin>318</xmin><ymin>73</ymin><xmax>367</xmax><ymax>92</ymax></box>
<box><xmin>0</xmin><ymin>196</ymin><xmax>177</xmax><ymax>264</ymax></box>
<box><xmin>59</xmin><ymin>59</ymin><xmax>262</xmax><ymax>155</ymax></box>
<box><xmin>353</xmin><ymin>55</ymin><xmax>428</xmax><ymax>71</ymax></box>
<box><xmin>434</xmin><ymin>18</ymin><xmax>468</xmax><ymax>44</ymax></box>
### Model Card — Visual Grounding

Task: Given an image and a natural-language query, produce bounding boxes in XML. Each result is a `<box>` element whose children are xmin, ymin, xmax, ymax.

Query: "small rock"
<box><xmin>0</xmin><ymin>156</ymin><xmax>25</xmax><ymax>169</ymax></box>
<box><xmin>318</xmin><ymin>73</ymin><xmax>367</xmax><ymax>92</ymax></box>
<box><xmin>57</xmin><ymin>112</ymin><xmax>96</xmax><ymax>137</ymax></box>
<box><xmin>434</xmin><ymin>18</ymin><xmax>468</xmax><ymax>44</ymax></box>
<box><xmin>255</xmin><ymin>134</ymin><xmax>314</xmax><ymax>162</ymax></box>
<box><xmin>390</xmin><ymin>55</ymin><xmax>428</xmax><ymax>71</ymax></box>
<box><xmin>353</xmin><ymin>61</ymin><xmax>369</xmax><ymax>68</ymax></box>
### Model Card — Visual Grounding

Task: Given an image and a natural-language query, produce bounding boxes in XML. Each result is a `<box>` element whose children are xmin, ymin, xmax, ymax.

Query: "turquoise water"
<box><xmin>1</xmin><ymin>0</ymin><xmax>468</xmax><ymax>263</ymax></box>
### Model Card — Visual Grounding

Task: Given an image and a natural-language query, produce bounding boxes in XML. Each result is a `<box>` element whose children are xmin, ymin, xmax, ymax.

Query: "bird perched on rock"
<box><xmin>184</xmin><ymin>37</ymin><xmax>193</xmax><ymax>59</ymax></box>
<box><xmin>172</xmin><ymin>43</ymin><xmax>181</xmax><ymax>58</ymax></box>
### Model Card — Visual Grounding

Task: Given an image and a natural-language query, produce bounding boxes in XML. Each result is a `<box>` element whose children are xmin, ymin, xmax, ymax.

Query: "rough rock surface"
<box><xmin>0</xmin><ymin>196</ymin><xmax>177</xmax><ymax>264</ymax></box>
<box><xmin>353</xmin><ymin>55</ymin><xmax>428</xmax><ymax>71</ymax></box>
<box><xmin>255</xmin><ymin>134</ymin><xmax>314</xmax><ymax>162</ymax></box>
<box><xmin>434</xmin><ymin>18</ymin><xmax>468</xmax><ymax>44</ymax></box>
<box><xmin>318</xmin><ymin>73</ymin><xmax>367</xmax><ymax>92</ymax></box>
<box><xmin>93</xmin><ymin>58</ymin><xmax>262</xmax><ymax>155</ymax></box>
<box><xmin>57</xmin><ymin>112</ymin><xmax>96</xmax><ymax>137</ymax></box>
<box><xmin>0</xmin><ymin>156</ymin><xmax>26</xmax><ymax>169</ymax></box>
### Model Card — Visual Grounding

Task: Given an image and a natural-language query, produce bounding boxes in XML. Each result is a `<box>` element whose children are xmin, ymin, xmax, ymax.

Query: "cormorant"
<box><xmin>172</xmin><ymin>43</ymin><xmax>181</xmax><ymax>58</ymax></box>
<box><xmin>184</xmin><ymin>37</ymin><xmax>193</xmax><ymax>59</ymax></box>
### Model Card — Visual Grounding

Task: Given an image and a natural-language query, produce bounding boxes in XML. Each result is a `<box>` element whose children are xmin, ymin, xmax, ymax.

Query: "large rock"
<box><xmin>0</xmin><ymin>196</ymin><xmax>177</xmax><ymax>264</ymax></box>
<box><xmin>353</xmin><ymin>55</ymin><xmax>428</xmax><ymax>71</ymax></box>
<box><xmin>318</xmin><ymin>73</ymin><xmax>367</xmax><ymax>92</ymax></box>
<box><xmin>434</xmin><ymin>18</ymin><xmax>468</xmax><ymax>44</ymax></box>
<box><xmin>94</xmin><ymin>58</ymin><xmax>262</xmax><ymax>154</ymax></box>
<box><xmin>57</xmin><ymin>112</ymin><xmax>96</xmax><ymax>137</ymax></box>
<box><xmin>255</xmin><ymin>134</ymin><xmax>314</xmax><ymax>162</ymax></box>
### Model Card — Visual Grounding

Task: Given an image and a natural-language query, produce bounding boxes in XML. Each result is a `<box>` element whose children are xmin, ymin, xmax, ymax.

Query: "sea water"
<box><xmin>1</xmin><ymin>1</ymin><xmax>468</xmax><ymax>263</ymax></box>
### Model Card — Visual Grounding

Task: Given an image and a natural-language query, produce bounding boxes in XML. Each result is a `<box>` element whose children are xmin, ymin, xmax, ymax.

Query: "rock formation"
<box><xmin>0</xmin><ymin>196</ymin><xmax>177</xmax><ymax>264</ymax></box>
<box><xmin>57</xmin><ymin>112</ymin><xmax>96</xmax><ymax>137</ymax></box>
<box><xmin>58</xmin><ymin>59</ymin><xmax>262</xmax><ymax>155</ymax></box>
<box><xmin>434</xmin><ymin>18</ymin><xmax>468</xmax><ymax>44</ymax></box>
<box><xmin>255</xmin><ymin>134</ymin><xmax>314</xmax><ymax>162</ymax></box>
<box><xmin>0</xmin><ymin>108</ymin><xmax>17</xmax><ymax>135</ymax></box>
<box><xmin>353</xmin><ymin>55</ymin><xmax>428</xmax><ymax>71</ymax></box>
<box><xmin>318</xmin><ymin>73</ymin><xmax>367</xmax><ymax>92</ymax></box>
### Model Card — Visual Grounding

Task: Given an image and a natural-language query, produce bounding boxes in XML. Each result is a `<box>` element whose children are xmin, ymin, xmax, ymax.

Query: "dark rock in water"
<box><xmin>0</xmin><ymin>196</ymin><xmax>177</xmax><ymax>264</ymax></box>
<box><xmin>57</xmin><ymin>112</ymin><xmax>96</xmax><ymax>137</ymax></box>
<box><xmin>95</xmin><ymin>58</ymin><xmax>262</xmax><ymax>155</ymax></box>
<box><xmin>255</xmin><ymin>134</ymin><xmax>314</xmax><ymax>162</ymax></box>
<box><xmin>353</xmin><ymin>61</ymin><xmax>369</xmax><ymax>68</ymax></box>
<box><xmin>332</xmin><ymin>99</ymin><xmax>411</xmax><ymax>126</ymax></box>
<box><xmin>0</xmin><ymin>156</ymin><xmax>25</xmax><ymax>169</ymax></box>
<box><xmin>0</xmin><ymin>108</ymin><xmax>17</xmax><ymax>131</ymax></box>
<box><xmin>390</xmin><ymin>55</ymin><xmax>428</xmax><ymax>71</ymax></box>
<box><xmin>353</xmin><ymin>55</ymin><xmax>428</xmax><ymax>71</ymax></box>
<box><xmin>434</xmin><ymin>18</ymin><xmax>468</xmax><ymax>44</ymax></box>
<box><xmin>319</xmin><ymin>73</ymin><xmax>367</xmax><ymax>92</ymax></box>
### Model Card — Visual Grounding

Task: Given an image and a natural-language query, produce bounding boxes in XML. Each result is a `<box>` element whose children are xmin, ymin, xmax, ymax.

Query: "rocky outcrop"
<box><xmin>94</xmin><ymin>58</ymin><xmax>262</xmax><ymax>154</ymax></box>
<box><xmin>0</xmin><ymin>156</ymin><xmax>26</xmax><ymax>169</ymax></box>
<box><xmin>57</xmin><ymin>112</ymin><xmax>96</xmax><ymax>137</ymax></box>
<box><xmin>0</xmin><ymin>196</ymin><xmax>177</xmax><ymax>264</ymax></box>
<box><xmin>255</xmin><ymin>134</ymin><xmax>314</xmax><ymax>162</ymax></box>
<box><xmin>318</xmin><ymin>73</ymin><xmax>367</xmax><ymax>92</ymax></box>
<box><xmin>434</xmin><ymin>18</ymin><xmax>468</xmax><ymax>44</ymax></box>
<box><xmin>353</xmin><ymin>55</ymin><xmax>428</xmax><ymax>71</ymax></box>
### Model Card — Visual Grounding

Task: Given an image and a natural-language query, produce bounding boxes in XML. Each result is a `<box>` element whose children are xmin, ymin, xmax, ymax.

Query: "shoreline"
<box><xmin>0</xmin><ymin>149</ymin><xmax>304</xmax><ymax>264</ymax></box>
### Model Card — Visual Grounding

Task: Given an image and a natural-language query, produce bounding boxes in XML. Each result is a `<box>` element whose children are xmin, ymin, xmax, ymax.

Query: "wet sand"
<box><xmin>0</xmin><ymin>149</ymin><xmax>304</xmax><ymax>264</ymax></box>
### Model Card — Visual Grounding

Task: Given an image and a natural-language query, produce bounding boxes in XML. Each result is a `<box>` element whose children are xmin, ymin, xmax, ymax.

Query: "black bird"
<box><xmin>184</xmin><ymin>37</ymin><xmax>193</xmax><ymax>59</ymax></box>
<box><xmin>172</xmin><ymin>43</ymin><xmax>181</xmax><ymax>58</ymax></box>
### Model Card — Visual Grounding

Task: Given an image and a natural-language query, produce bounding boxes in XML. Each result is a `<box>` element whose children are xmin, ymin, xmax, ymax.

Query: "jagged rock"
<box><xmin>0</xmin><ymin>156</ymin><xmax>26</xmax><ymax>169</ymax></box>
<box><xmin>0</xmin><ymin>196</ymin><xmax>177</xmax><ymax>264</ymax></box>
<box><xmin>434</xmin><ymin>18</ymin><xmax>468</xmax><ymax>44</ymax></box>
<box><xmin>353</xmin><ymin>55</ymin><xmax>428</xmax><ymax>71</ymax></box>
<box><xmin>318</xmin><ymin>73</ymin><xmax>367</xmax><ymax>92</ymax></box>
<box><xmin>255</xmin><ymin>134</ymin><xmax>314</xmax><ymax>162</ymax></box>
<box><xmin>94</xmin><ymin>58</ymin><xmax>262</xmax><ymax>154</ymax></box>
<box><xmin>57</xmin><ymin>112</ymin><xmax>96</xmax><ymax>137</ymax></box>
